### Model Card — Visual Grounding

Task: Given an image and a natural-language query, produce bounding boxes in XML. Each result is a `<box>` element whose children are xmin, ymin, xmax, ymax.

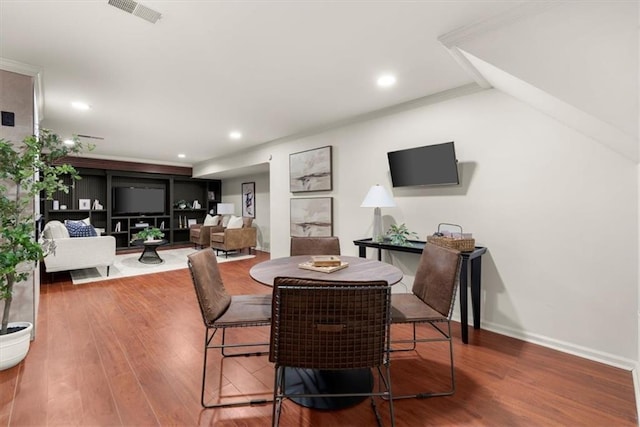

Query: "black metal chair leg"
<box><xmin>201</xmin><ymin>326</ymin><xmax>271</xmax><ymax>408</ymax></box>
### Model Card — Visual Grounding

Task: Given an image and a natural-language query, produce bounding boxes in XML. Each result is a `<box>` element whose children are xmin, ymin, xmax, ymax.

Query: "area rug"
<box><xmin>69</xmin><ymin>247</ymin><xmax>255</xmax><ymax>285</ymax></box>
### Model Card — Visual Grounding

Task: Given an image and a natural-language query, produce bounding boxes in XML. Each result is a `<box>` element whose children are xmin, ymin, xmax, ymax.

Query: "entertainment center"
<box><xmin>42</xmin><ymin>158</ymin><xmax>221</xmax><ymax>250</ymax></box>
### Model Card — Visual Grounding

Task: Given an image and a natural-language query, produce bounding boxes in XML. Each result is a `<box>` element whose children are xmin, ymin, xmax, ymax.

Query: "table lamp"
<box><xmin>360</xmin><ymin>184</ymin><xmax>395</xmax><ymax>242</ymax></box>
<box><xmin>216</xmin><ymin>202</ymin><xmax>235</xmax><ymax>226</ymax></box>
<box><xmin>217</xmin><ymin>203</ymin><xmax>235</xmax><ymax>215</ymax></box>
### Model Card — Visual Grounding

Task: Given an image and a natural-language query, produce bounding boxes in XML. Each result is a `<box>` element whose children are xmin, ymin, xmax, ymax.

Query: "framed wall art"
<box><xmin>290</xmin><ymin>197</ymin><xmax>333</xmax><ymax>237</ymax></box>
<box><xmin>78</xmin><ymin>198</ymin><xmax>91</xmax><ymax>210</ymax></box>
<box><xmin>289</xmin><ymin>145</ymin><xmax>332</xmax><ymax>192</ymax></box>
<box><xmin>242</xmin><ymin>182</ymin><xmax>256</xmax><ymax>218</ymax></box>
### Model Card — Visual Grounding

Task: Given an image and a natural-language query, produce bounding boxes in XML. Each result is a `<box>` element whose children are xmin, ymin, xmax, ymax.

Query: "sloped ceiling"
<box><xmin>440</xmin><ymin>2</ymin><xmax>639</xmax><ymax>162</ymax></box>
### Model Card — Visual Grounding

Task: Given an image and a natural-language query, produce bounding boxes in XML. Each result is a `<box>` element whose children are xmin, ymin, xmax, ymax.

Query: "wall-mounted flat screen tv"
<box><xmin>387</xmin><ymin>141</ymin><xmax>459</xmax><ymax>187</ymax></box>
<box><xmin>113</xmin><ymin>187</ymin><xmax>165</xmax><ymax>215</ymax></box>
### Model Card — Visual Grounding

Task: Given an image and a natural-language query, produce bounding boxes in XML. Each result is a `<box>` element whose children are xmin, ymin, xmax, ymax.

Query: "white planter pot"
<box><xmin>0</xmin><ymin>322</ymin><xmax>33</xmax><ymax>370</ymax></box>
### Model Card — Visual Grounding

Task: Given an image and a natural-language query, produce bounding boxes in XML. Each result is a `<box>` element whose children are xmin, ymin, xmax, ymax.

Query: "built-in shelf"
<box><xmin>42</xmin><ymin>164</ymin><xmax>221</xmax><ymax>251</ymax></box>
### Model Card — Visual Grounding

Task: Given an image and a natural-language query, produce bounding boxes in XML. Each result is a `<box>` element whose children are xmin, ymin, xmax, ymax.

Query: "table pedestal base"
<box><xmin>138</xmin><ymin>245</ymin><xmax>164</xmax><ymax>264</ymax></box>
<box><xmin>284</xmin><ymin>367</ymin><xmax>373</xmax><ymax>409</ymax></box>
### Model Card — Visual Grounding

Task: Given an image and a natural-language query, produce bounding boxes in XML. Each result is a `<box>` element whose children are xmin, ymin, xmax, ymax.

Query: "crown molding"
<box><xmin>437</xmin><ymin>2</ymin><xmax>559</xmax><ymax>90</ymax></box>
<box><xmin>460</xmin><ymin>49</ymin><xmax>639</xmax><ymax>163</ymax></box>
<box><xmin>0</xmin><ymin>57</ymin><xmax>45</xmax><ymax>122</ymax></box>
<box><xmin>443</xmin><ymin>47</ymin><xmax>492</xmax><ymax>89</ymax></box>
<box><xmin>438</xmin><ymin>2</ymin><xmax>558</xmax><ymax>49</ymax></box>
<box><xmin>0</xmin><ymin>57</ymin><xmax>40</xmax><ymax>76</ymax></box>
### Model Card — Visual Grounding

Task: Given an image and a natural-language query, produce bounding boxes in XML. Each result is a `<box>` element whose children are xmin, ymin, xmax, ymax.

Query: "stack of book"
<box><xmin>298</xmin><ymin>256</ymin><xmax>348</xmax><ymax>273</ymax></box>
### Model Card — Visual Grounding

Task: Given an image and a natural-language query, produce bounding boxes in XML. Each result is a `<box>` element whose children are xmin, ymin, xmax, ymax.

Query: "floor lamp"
<box><xmin>360</xmin><ymin>184</ymin><xmax>395</xmax><ymax>243</ymax></box>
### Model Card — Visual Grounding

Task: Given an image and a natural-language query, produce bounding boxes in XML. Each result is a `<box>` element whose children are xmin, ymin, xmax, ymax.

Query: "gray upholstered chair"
<box><xmin>187</xmin><ymin>249</ymin><xmax>272</xmax><ymax>408</ymax></box>
<box><xmin>289</xmin><ymin>236</ymin><xmax>341</xmax><ymax>256</ymax></box>
<box><xmin>389</xmin><ymin>243</ymin><xmax>461</xmax><ymax>399</ymax></box>
<box><xmin>270</xmin><ymin>277</ymin><xmax>394</xmax><ymax>427</ymax></box>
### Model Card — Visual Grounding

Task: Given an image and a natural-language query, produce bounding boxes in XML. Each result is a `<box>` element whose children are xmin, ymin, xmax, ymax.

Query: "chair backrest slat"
<box><xmin>270</xmin><ymin>277</ymin><xmax>390</xmax><ymax>370</ymax></box>
<box><xmin>187</xmin><ymin>249</ymin><xmax>232</xmax><ymax>326</ymax></box>
<box><xmin>412</xmin><ymin>243</ymin><xmax>461</xmax><ymax>318</ymax></box>
<box><xmin>290</xmin><ymin>236</ymin><xmax>341</xmax><ymax>256</ymax></box>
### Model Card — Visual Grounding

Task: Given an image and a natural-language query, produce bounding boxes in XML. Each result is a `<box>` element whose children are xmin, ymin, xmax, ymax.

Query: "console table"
<box><xmin>353</xmin><ymin>238</ymin><xmax>487</xmax><ymax>344</ymax></box>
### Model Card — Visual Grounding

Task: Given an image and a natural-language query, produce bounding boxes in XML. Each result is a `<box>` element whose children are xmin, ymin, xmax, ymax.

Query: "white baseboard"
<box><xmin>632</xmin><ymin>366</ymin><xmax>640</xmax><ymax>424</ymax></box>
<box><xmin>453</xmin><ymin>317</ymin><xmax>636</xmax><ymax>370</ymax></box>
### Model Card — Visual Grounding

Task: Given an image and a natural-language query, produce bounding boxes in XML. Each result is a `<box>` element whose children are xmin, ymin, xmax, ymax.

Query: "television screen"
<box><xmin>113</xmin><ymin>187</ymin><xmax>165</xmax><ymax>215</ymax></box>
<box><xmin>387</xmin><ymin>142</ymin><xmax>459</xmax><ymax>187</ymax></box>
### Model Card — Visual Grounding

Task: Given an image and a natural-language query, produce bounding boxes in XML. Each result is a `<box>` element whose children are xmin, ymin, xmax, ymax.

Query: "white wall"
<box><xmin>221</xmin><ymin>172</ymin><xmax>271</xmax><ymax>252</ymax></box>
<box><xmin>636</xmin><ymin>3</ymin><xmax>640</xmax><ymax>403</ymax></box>
<box><xmin>195</xmin><ymin>88</ymin><xmax>638</xmax><ymax>367</ymax></box>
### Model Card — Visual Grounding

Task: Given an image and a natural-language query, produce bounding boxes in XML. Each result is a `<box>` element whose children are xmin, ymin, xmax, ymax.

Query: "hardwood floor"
<box><xmin>1</xmin><ymin>250</ymin><xmax>636</xmax><ymax>426</ymax></box>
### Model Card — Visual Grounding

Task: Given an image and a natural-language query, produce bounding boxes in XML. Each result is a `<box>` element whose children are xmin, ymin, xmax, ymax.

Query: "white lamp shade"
<box><xmin>360</xmin><ymin>185</ymin><xmax>396</xmax><ymax>208</ymax></box>
<box><xmin>217</xmin><ymin>203</ymin><xmax>235</xmax><ymax>215</ymax></box>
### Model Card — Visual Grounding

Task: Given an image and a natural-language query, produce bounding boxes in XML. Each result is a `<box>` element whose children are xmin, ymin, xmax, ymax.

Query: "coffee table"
<box><xmin>135</xmin><ymin>239</ymin><xmax>168</xmax><ymax>264</ymax></box>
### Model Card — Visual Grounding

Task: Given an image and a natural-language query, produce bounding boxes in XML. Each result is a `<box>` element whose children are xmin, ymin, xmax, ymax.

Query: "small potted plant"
<box><xmin>131</xmin><ymin>227</ymin><xmax>165</xmax><ymax>242</ymax></box>
<box><xmin>174</xmin><ymin>199</ymin><xmax>190</xmax><ymax>209</ymax></box>
<box><xmin>386</xmin><ymin>223</ymin><xmax>418</xmax><ymax>246</ymax></box>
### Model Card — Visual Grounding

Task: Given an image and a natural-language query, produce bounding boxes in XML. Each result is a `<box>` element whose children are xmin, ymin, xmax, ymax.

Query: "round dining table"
<box><xmin>249</xmin><ymin>255</ymin><xmax>403</xmax><ymax>410</ymax></box>
<box><xmin>249</xmin><ymin>255</ymin><xmax>403</xmax><ymax>287</ymax></box>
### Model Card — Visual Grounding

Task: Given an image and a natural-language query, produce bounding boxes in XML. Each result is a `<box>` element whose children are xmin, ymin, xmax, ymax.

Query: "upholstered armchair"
<box><xmin>190</xmin><ymin>214</ymin><xmax>224</xmax><ymax>249</ymax></box>
<box><xmin>210</xmin><ymin>217</ymin><xmax>257</xmax><ymax>257</ymax></box>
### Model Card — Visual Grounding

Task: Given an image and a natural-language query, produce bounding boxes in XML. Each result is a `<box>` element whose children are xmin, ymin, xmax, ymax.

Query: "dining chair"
<box><xmin>270</xmin><ymin>277</ymin><xmax>394</xmax><ymax>427</ymax></box>
<box><xmin>187</xmin><ymin>249</ymin><xmax>272</xmax><ymax>408</ymax></box>
<box><xmin>289</xmin><ymin>236</ymin><xmax>341</xmax><ymax>256</ymax></box>
<box><xmin>389</xmin><ymin>243</ymin><xmax>461</xmax><ymax>399</ymax></box>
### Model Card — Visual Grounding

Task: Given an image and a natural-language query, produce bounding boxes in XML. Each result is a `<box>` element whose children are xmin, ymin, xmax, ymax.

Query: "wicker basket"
<box><xmin>426</xmin><ymin>223</ymin><xmax>475</xmax><ymax>252</ymax></box>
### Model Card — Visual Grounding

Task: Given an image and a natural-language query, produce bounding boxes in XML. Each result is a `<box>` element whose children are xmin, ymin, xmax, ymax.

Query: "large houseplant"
<box><xmin>0</xmin><ymin>129</ymin><xmax>88</xmax><ymax>368</ymax></box>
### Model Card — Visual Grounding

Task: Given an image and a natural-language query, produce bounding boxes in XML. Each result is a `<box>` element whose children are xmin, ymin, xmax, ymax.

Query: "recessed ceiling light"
<box><xmin>178</xmin><ymin>153</ymin><xmax>186</xmax><ymax>158</ymax></box>
<box><xmin>63</xmin><ymin>139</ymin><xmax>75</xmax><ymax>146</ymax></box>
<box><xmin>376</xmin><ymin>74</ymin><xmax>397</xmax><ymax>88</ymax></box>
<box><xmin>229</xmin><ymin>131</ymin><xmax>242</xmax><ymax>140</ymax></box>
<box><xmin>71</xmin><ymin>101</ymin><xmax>91</xmax><ymax>110</ymax></box>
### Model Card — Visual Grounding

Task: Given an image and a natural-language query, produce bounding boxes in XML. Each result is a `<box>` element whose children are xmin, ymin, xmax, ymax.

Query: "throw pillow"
<box><xmin>42</xmin><ymin>220</ymin><xmax>70</xmax><ymax>239</ymax></box>
<box><xmin>226</xmin><ymin>215</ymin><xmax>244</xmax><ymax>229</ymax></box>
<box><xmin>222</xmin><ymin>214</ymin><xmax>231</xmax><ymax>228</ymax></box>
<box><xmin>65</xmin><ymin>220</ymin><xmax>98</xmax><ymax>237</ymax></box>
<box><xmin>203</xmin><ymin>214</ymin><xmax>220</xmax><ymax>226</ymax></box>
<box><xmin>65</xmin><ymin>217</ymin><xmax>90</xmax><ymax>226</ymax></box>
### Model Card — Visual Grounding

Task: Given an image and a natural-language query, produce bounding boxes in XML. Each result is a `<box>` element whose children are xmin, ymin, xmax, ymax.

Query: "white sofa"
<box><xmin>41</xmin><ymin>221</ymin><xmax>116</xmax><ymax>276</ymax></box>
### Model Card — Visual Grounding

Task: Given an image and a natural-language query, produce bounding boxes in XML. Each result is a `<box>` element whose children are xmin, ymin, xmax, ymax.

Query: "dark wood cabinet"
<box><xmin>42</xmin><ymin>169</ymin><xmax>109</xmax><ymax>234</ymax></box>
<box><xmin>42</xmin><ymin>164</ymin><xmax>221</xmax><ymax>250</ymax></box>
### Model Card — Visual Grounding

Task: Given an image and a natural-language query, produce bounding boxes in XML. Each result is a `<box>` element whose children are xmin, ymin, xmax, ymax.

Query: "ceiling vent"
<box><xmin>107</xmin><ymin>0</ymin><xmax>162</xmax><ymax>24</ymax></box>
